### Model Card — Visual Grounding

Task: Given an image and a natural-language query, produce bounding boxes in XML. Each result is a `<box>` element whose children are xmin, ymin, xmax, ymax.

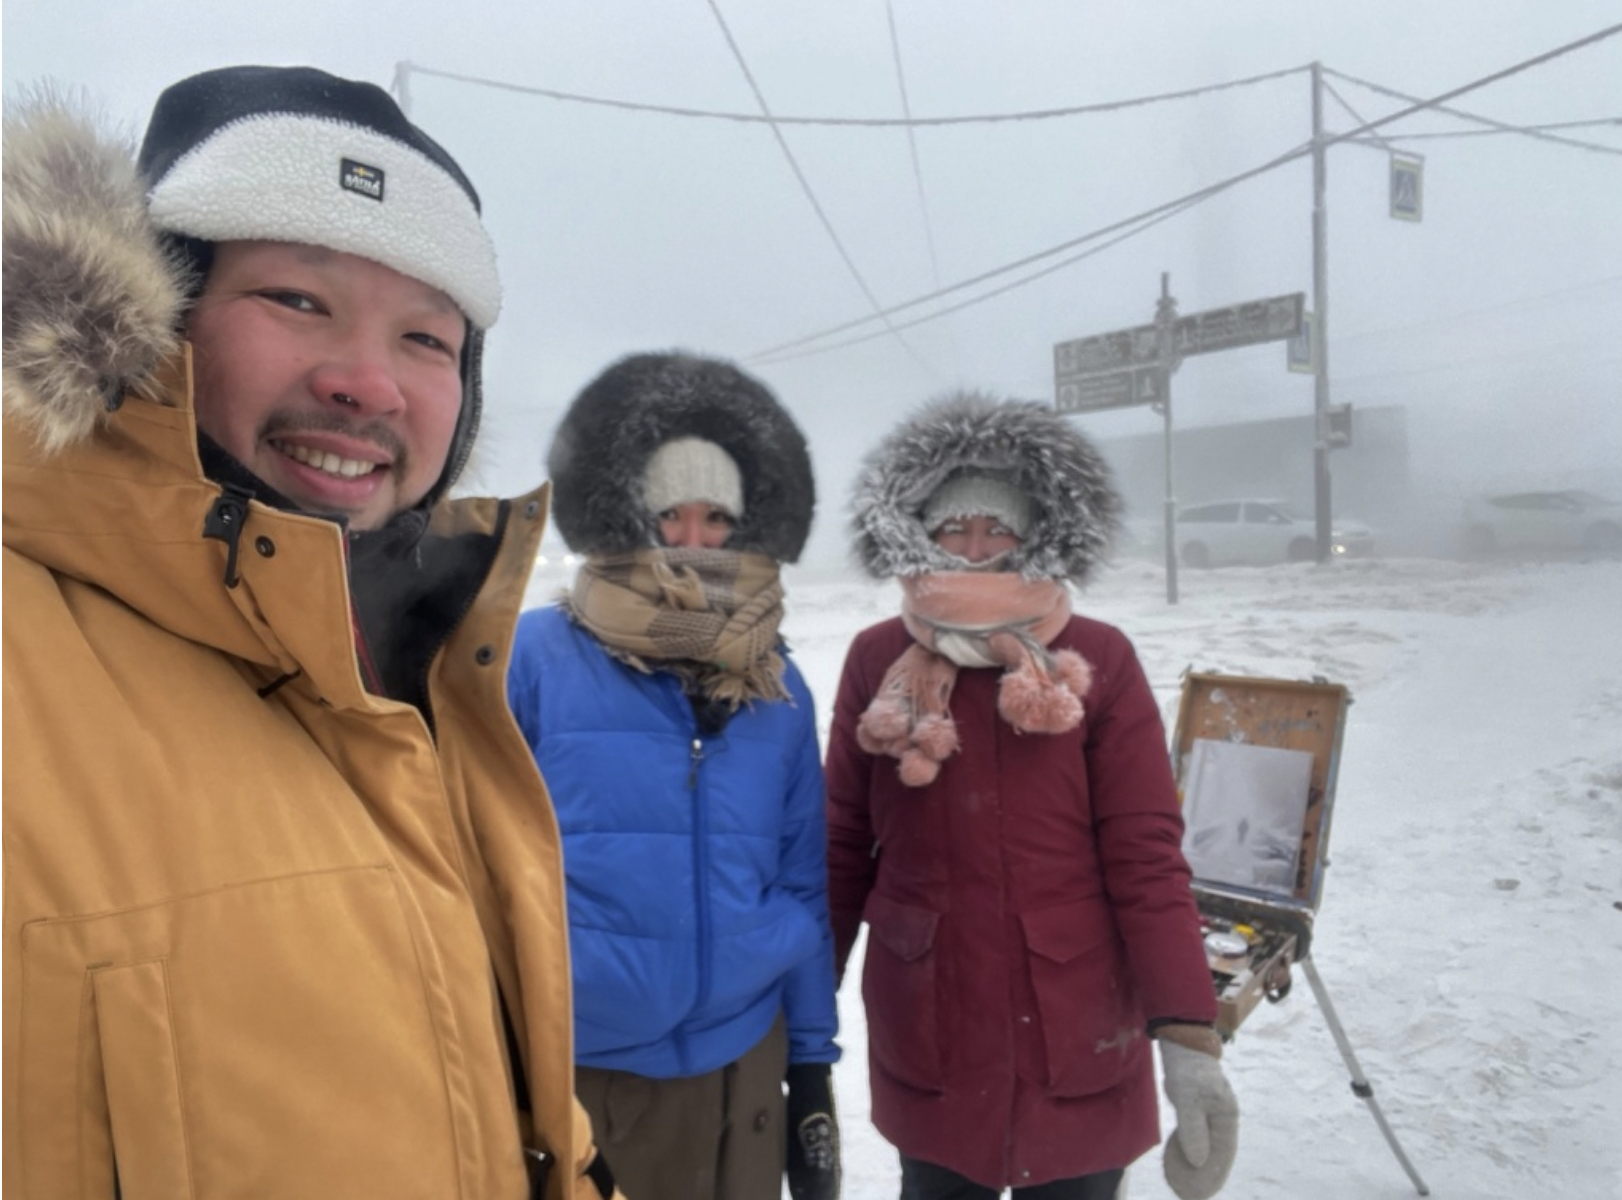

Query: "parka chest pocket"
<box><xmin>860</xmin><ymin>893</ymin><xmax>944</xmax><ymax>1093</ymax></box>
<box><xmin>1020</xmin><ymin>900</ymin><xmax>1143</xmax><ymax>1097</ymax></box>
<box><xmin>18</xmin><ymin>866</ymin><xmax>462</xmax><ymax>1199</ymax></box>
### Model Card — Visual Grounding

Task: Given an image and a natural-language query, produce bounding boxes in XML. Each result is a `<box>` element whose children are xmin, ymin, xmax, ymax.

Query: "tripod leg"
<box><xmin>1300</xmin><ymin>955</ymin><xmax>1431</xmax><ymax>1196</ymax></box>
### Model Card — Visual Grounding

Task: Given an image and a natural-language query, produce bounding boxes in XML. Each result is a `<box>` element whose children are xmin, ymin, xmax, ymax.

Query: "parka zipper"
<box><xmin>687</xmin><ymin>737</ymin><xmax>704</xmax><ymax>788</ymax></box>
<box><xmin>684</xmin><ymin>727</ymin><xmax>711</xmax><ymax>1073</ymax></box>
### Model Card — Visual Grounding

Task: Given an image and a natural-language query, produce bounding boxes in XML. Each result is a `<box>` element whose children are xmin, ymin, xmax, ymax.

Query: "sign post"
<box><xmin>1053</xmin><ymin>283</ymin><xmax>1303</xmax><ymax>604</ymax></box>
<box><xmin>1154</xmin><ymin>275</ymin><xmax>1179</xmax><ymax>605</ymax></box>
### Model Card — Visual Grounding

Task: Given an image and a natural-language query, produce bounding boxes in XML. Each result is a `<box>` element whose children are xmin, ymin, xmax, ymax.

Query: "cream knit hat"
<box><xmin>642</xmin><ymin>437</ymin><xmax>745</xmax><ymax>518</ymax></box>
<box><xmin>921</xmin><ymin>472</ymin><xmax>1034</xmax><ymax>538</ymax></box>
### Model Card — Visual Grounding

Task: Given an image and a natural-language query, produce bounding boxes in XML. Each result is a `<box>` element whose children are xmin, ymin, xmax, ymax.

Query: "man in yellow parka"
<box><xmin>3</xmin><ymin>66</ymin><xmax>615</xmax><ymax>1200</ymax></box>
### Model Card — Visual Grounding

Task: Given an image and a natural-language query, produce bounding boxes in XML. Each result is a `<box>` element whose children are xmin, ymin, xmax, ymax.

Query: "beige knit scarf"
<box><xmin>858</xmin><ymin>572</ymin><xmax>1093</xmax><ymax>786</ymax></box>
<box><xmin>567</xmin><ymin>547</ymin><xmax>789</xmax><ymax>708</ymax></box>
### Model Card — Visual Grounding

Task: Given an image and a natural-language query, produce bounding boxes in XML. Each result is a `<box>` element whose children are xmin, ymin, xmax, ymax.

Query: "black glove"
<box><xmin>784</xmin><ymin>1063</ymin><xmax>841</xmax><ymax>1200</ymax></box>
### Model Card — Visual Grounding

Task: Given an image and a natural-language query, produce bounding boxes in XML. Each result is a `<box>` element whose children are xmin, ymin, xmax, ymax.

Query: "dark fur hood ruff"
<box><xmin>2</xmin><ymin>88</ymin><xmax>189</xmax><ymax>454</ymax></box>
<box><xmin>547</xmin><ymin>351</ymin><xmax>816</xmax><ymax>563</ymax></box>
<box><xmin>850</xmin><ymin>390</ymin><xmax>1122</xmax><ymax>583</ymax></box>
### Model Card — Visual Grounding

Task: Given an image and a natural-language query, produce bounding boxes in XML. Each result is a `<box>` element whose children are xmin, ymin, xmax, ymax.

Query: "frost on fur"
<box><xmin>2</xmin><ymin>85</ymin><xmax>188</xmax><ymax>454</ymax></box>
<box><xmin>848</xmin><ymin>390</ymin><xmax>1123</xmax><ymax>585</ymax></box>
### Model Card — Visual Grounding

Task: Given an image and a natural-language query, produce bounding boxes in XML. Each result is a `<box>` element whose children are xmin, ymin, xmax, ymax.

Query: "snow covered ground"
<box><xmin>527</xmin><ymin>552</ymin><xmax>1622</xmax><ymax>1199</ymax></box>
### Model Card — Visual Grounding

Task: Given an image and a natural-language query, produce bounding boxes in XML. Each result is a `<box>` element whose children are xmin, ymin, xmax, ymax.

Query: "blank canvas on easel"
<box><xmin>1181</xmin><ymin>738</ymin><xmax>1314</xmax><ymax>895</ymax></box>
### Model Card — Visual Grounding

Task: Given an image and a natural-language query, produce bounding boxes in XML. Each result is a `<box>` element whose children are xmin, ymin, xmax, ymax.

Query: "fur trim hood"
<box><xmin>547</xmin><ymin>351</ymin><xmax>815</xmax><ymax>562</ymax></box>
<box><xmin>850</xmin><ymin>390</ymin><xmax>1121</xmax><ymax>583</ymax></box>
<box><xmin>2</xmin><ymin>87</ymin><xmax>189</xmax><ymax>455</ymax></box>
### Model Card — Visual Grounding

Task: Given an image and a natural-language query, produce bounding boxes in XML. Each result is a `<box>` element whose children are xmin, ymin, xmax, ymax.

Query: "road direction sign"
<box><xmin>1055</xmin><ymin>365</ymin><xmax>1162</xmax><ymax>414</ymax></box>
<box><xmin>1053</xmin><ymin>324</ymin><xmax>1160</xmax><ymax>378</ymax></box>
<box><xmin>1056</xmin><ymin>293</ymin><xmax>1303</xmax><ymax>386</ymax></box>
<box><xmin>1054</xmin><ymin>291</ymin><xmax>1303</xmax><ymax>413</ymax></box>
<box><xmin>1173</xmin><ymin>292</ymin><xmax>1304</xmax><ymax>358</ymax></box>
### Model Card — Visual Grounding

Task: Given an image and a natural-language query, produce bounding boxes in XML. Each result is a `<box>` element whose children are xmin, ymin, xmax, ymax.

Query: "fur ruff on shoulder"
<box><xmin>850</xmin><ymin>390</ymin><xmax>1122</xmax><ymax>583</ymax></box>
<box><xmin>2</xmin><ymin>86</ymin><xmax>190</xmax><ymax>455</ymax></box>
<box><xmin>547</xmin><ymin>351</ymin><xmax>816</xmax><ymax>563</ymax></box>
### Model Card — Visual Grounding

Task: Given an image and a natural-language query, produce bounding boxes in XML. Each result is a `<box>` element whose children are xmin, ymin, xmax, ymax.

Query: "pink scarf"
<box><xmin>857</xmin><ymin>573</ymin><xmax>1094</xmax><ymax>786</ymax></box>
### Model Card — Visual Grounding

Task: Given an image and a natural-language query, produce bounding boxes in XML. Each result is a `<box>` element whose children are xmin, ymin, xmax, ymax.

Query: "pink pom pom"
<box><xmin>998</xmin><ymin>665</ymin><xmax>1044</xmax><ymax>724</ymax></box>
<box><xmin>862</xmin><ymin>699</ymin><xmax>911</xmax><ymax>742</ymax></box>
<box><xmin>999</xmin><ymin>666</ymin><xmax>1084</xmax><ymax>734</ymax></box>
<box><xmin>898</xmin><ymin>748</ymin><xmax>942</xmax><ymax>787</ymax></box>
<box><xmin>912</xmin><ymin>714</ymin><xmax>960</xmax><ymax>761</ymax></box>
<box><xmin>855</xmin><ymin>723</ymin><xmax>887</xmax><ymax>755</ymax></box>
<box><xmin>1051</xmin><ymin>649</ymin><xmax>1093</xmax><ymax>698</ymax></box>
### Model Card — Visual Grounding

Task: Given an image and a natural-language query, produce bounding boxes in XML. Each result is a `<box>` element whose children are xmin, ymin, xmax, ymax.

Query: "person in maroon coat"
<box><xmin>825</xmin><ymin>392</ymin><xmax>1239</xmax><ymax>1200</ymax></box>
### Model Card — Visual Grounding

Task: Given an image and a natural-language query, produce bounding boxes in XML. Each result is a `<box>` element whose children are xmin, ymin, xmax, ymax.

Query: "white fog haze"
<box><xmin>5</xmin><ymin>2</ymin><xmax>1618</xmax><ymax>569</ymax></box>
<box><xmin>6</xmin><ymin>4</ymin><xmax>1619</xmax><ymax>1197</ymax></box>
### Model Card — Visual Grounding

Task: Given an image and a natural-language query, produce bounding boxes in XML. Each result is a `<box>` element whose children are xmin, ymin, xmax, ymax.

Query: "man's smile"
<box><xmin>273</xmin><ymin>439</ymin><xmax>384</xmax><ymax>479</ymax></box>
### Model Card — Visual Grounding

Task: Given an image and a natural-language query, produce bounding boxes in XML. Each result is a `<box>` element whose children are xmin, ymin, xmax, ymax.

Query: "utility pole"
<box><xmin>1156</xmin><ymin>272</ymin><xmax>1180</xmax><ymax>606</ymax></box>
<box><xmin>393</xmin><ymin>62</ymin><xmax>413</xmax><ymax>117</ymax></box>
<box><xmin>1310</xmin><ymin>62</ymin><xmax>1333</xmax><ymax>562</ymax></box>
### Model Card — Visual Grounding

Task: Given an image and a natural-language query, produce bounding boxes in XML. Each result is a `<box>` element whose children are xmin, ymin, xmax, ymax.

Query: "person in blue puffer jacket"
<box><xmin>508</xmin><ymin>351</ymin><xmax>841</xmax><ymax>1200</ymax></box>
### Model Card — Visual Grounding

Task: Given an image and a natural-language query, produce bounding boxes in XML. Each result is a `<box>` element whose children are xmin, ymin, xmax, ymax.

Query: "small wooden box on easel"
<box><xmin>1169</xmin><ymin>670</ymin><xmax>1349</xmax><ymax>1038</ymax></box>
<box><xmin>1170</xmin><ymin>669</ymin><xmax>1430</xmax><ymax>1195</ymax></box>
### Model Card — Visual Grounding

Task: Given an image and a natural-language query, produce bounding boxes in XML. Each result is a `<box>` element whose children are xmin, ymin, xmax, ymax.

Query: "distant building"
<box><xmin>1087</xmin><ymin>405</ymin><xmax>1445</xmax><ymax>555</ymax></box>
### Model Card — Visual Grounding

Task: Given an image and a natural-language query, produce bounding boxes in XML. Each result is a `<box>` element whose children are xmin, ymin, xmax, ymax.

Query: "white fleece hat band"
<box><xmin>643</xmin><ymin>437</ymin><xmax>745</xmax><ymax>518</ymax></box>
<box><xmin>147</xmin><ymin>113</ymin><xmax>500</xmax><ymax>328</ymax></box>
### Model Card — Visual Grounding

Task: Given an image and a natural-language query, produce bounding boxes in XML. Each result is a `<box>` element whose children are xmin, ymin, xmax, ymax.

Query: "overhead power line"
<box><xmin>397</xmin><ymin>60</ymin><xmax>1308</xmax><ymax>128</ymax></box>
<box><xmin>1322</xmin><ymin>77</ymin><xmax>1398</xmax><ymax>152</ymax></box>
<box><xmin>700</xmin><ymin>0</ymin><xmax>933</xmax><ymax>376</ymax></box>
<box><xmin>1335</xmin><ymin>274</ymin><xmax>1622</xmax><ymax>344</ymax></box>
<box><xmin>1324</xmin><ymin>64</ymin><xmax>1622</xmax><ymax>155</ymax></box>
<box><xmin>750</xmin><ymin>191</ymin><xmax>1217</xmax><ymax>366</ymax></box>
<box><xmin>1357</xmin><ymin>117</ymin><xmax>1622</xmax><ymax>144</ymax></box>
<box><xmin>745</xmin><ymin>22</ymin><xmax>1622</xmax><ymax>363</ymax></box>
<box><xmin>886</xmin><ymin>0</ymin><xmax>944</xmax><ymax>294</ymax></box>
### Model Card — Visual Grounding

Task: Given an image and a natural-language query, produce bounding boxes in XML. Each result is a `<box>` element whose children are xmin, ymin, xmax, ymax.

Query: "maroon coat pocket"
<box><xmin>1020</xmin><ymin>900</ymin><xmax>1144</xmax><ymax>1097</ymax></box>
<box><xmin>860</xmin><ymin>893</ymin><xmax>943</xmax><ymax>1093</ymax></box>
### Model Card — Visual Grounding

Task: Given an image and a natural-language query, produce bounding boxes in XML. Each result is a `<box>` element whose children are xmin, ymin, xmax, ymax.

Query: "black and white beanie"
<box><xmin>548</xmin><ymin>351</ymin><xmax>815</xmax><ymax>562</ymax></box>
<box><xmin>136</xmin><ymin>66</ymin><xmax>500</xmax><ymax>508</ymax></box>
<box><xmin>138</xmin><ymin>65</ymin><xmax>499</xmax><ymax>327</ymax></box>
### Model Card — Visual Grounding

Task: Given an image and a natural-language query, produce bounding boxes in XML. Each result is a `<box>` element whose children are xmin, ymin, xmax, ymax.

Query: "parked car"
<box><xmin>1175</xmin><ymin>498</ymin><xmax>1375</xmax><ymax>568</ymax></box>
<box><xmin>1461</xmin><ymin>490</ymin><xmax>1622</xmax><ymax>556</ymax></box>
<box><xmin>1113</xmin><ymin>514</ymin><xmax>1167</xmax><ymax>559</ymax></box>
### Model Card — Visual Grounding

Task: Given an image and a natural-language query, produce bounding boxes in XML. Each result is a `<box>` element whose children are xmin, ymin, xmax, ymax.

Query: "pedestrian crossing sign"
<box><xmin>1390</xmin><ymin>153</ymin><xmax>1423</xmax><ymax>222</ymax></box>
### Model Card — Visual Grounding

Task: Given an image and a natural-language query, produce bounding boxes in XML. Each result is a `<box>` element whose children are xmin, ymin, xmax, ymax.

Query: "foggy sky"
<box><xmin>6</xmin><ymin>1</ymin><xmax>1619</xmax><ymax>565</ymax></box>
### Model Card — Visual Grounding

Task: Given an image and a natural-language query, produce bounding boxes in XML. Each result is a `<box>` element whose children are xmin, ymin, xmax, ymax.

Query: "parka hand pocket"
<box><xmin>1021</xmin><ymin>901</ymin><xmax>1143</xmax><ymax>1097</ymax></box>
<box><xmin>860</xmin><ymin>893</ymin><xmax>943</xmax><ymax>1093</ymax></box>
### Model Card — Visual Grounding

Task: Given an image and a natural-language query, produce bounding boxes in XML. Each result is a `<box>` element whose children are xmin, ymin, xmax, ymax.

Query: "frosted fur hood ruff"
<box><xmin>2</xmin><ymin>88</ymin><xmax>189</xmax><ymax>455</ymax></box>
<box><xmin>850</xmin><ymin>391</ymin><xmax>1123</xmax><ymax>583</ymax></box>
<box><xmin>548</xmin><ymin>351</ymin><xmax>816</xmax><ymax>562</ymax></box>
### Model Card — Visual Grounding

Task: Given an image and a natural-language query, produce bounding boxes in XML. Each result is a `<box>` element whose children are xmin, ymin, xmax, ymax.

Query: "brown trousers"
<box><xmin>576</xmin><ymin>1017</ymin><xmax>788</xmax><ymax>1200</ymax></box>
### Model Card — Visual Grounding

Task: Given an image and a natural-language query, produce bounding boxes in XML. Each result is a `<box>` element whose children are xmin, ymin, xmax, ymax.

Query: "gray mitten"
<box><xmin>1160</xmin><ymin>1040</ymin><xmax>1239</xmax><ymax>1200</ymax></box>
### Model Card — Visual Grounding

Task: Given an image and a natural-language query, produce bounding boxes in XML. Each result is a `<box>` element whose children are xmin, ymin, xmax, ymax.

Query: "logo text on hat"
<box><xmin>340</xmin><ymin>158</ymin><xmax>385</xmax><ymax>201</ymax></box>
